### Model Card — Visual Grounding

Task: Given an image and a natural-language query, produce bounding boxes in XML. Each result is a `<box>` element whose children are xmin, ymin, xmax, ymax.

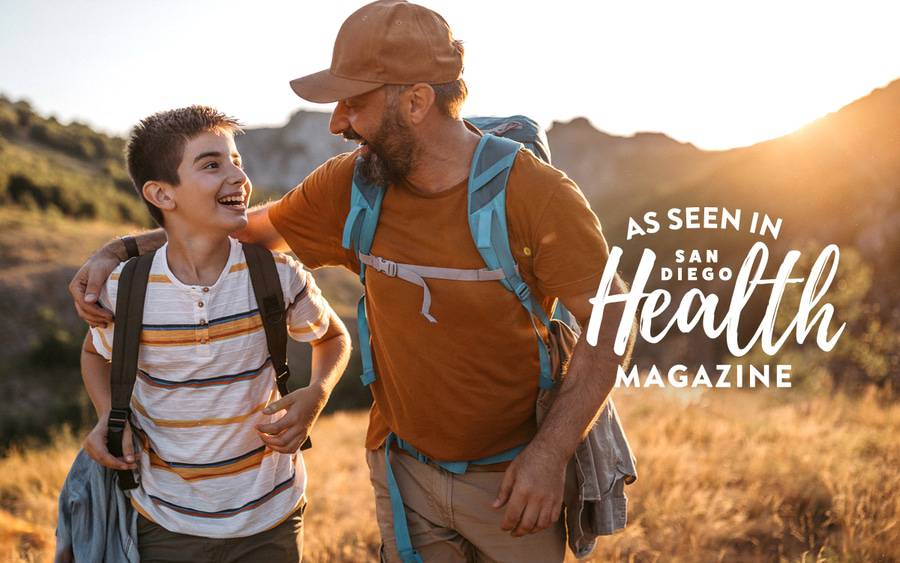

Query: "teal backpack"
<box><xmin>342</xmin><ymin>115</ymin><xmax>574</xmax><ymax>563</ymax></box>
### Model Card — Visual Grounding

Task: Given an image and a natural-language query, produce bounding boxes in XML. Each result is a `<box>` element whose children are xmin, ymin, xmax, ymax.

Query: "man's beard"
<box><xmin>348</xmin><ymin>110</ymin><xmax>418</xmax><ymax>187</ymax></box>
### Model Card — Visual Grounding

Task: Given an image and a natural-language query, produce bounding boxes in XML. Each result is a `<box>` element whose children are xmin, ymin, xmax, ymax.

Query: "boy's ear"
<box><xmin>142</xmin><ymin>181</ymin><xmax>176</xmax><ymax>212</ymax></box>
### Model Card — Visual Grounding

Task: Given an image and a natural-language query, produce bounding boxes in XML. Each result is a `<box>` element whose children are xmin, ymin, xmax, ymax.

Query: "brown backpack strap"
<box><xmin>107</xmin><ymin>250</ymin><xmax>156</xmax><ymax>490</ymax></box>
<box><xmin>243</xmin><ymin>243</ymin><xmax>311</xmax><ymax>451</ymax></box>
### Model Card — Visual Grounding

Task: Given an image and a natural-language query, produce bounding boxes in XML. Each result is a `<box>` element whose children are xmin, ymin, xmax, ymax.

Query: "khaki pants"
<box><xmin>136</xmin><ymin>504</ymin><xmax>305</xmax><ymax>563</ymax></box>
<box><xmin>367</xmin><ymin>448</ymin><xmax>565</xmax><ymax>563</ymax></box>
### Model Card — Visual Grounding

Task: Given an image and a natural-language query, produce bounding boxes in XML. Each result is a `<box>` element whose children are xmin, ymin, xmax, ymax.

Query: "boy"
<box><xmin>79</xmin><ymin>106</ymin><xmax>350</xmax><ymax>562</ymax></box>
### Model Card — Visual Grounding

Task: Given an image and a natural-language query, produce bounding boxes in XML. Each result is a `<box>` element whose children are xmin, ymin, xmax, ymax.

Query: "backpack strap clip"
<box><xmin>513</xmin><ymin>281</ymin><xmax>531</xmax><ymax>302</ymax></box>
<box><xmin>370</xmin><ymin>256</ymin><xmax>399</xmax><ymax>278</ymax></box>
<box><xmin>106</xmin><ymin>408</ymin><xmax>130</xmax><ymax>432</ymax></box>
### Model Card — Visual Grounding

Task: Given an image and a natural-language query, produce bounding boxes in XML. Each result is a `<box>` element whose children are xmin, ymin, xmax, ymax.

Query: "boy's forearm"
<box><xmin>309</xmin><ymin>327</ymin><xmax>352</xmax><ymax>399</ymax></box>
<box><xmin>81</xmin><ymin>343</ymin><xmax>113</xmax><ymax>419</ymax></box>
<box><xmin>307</xmin><ymin>314</ymin><xmax>352</xmax><ymax>404</ymax></box>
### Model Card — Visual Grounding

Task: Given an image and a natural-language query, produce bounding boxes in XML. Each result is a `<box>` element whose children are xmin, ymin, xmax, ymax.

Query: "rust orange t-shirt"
<box><xmin>269</xmin><ymin>147</ymin><xmax>610</xmax><ymax>461</ymax></box>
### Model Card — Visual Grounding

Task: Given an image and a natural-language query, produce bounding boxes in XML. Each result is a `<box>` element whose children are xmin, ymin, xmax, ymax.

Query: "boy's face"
<box><xmin>166</xmin><ymin>130</ymin><xmax>251</xmax><ymax>233</ymax></box>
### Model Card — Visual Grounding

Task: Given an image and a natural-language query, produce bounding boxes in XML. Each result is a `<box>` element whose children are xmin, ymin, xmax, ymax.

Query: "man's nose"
<box><xmin>330</xmin><ymin>101</ymin><xmax>349</xmax><ymax>135</ymax></box>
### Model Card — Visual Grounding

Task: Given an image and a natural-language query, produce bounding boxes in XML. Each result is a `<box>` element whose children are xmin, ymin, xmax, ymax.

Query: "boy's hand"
<box><xmin>83</xmin><ymin>419</ymin><xmax>139</xmax><ymax>471</ymax></box>
<box><xmin>256</xmin><ymin>385</ymin><xmax>327</xmax><ymax>454</ymax></box>
<box><xmin>69</xmin><ymin>248</ymin><xmax>121</xmax><ymax>327</ymax></box>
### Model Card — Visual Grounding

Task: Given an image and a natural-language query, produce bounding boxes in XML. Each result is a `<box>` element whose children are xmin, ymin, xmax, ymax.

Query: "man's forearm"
<box><xmin>531</xmin><ymin>299</ymin><xmax>635</xmax><ymax>462</ymax></box>
<box><xmin>100</xmin><ymin>203</ymin><xmax>285</xmax><ymax>260</ymax></box>
<box><xmin>233</xmin><ymin>203</ymin><xmax>290</xmax><ymax>252</ymax></box>
<box><xmin>102</xmin><ymin>229</ymin><xmax>167</xmax><ymax>261</ymax></box>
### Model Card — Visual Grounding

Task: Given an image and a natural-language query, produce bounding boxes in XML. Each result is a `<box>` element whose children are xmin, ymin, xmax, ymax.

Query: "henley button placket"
<box><xmin>194</xmin><ymin>287</ymin><xmax>211</xmax><ymax>354</ymax></box>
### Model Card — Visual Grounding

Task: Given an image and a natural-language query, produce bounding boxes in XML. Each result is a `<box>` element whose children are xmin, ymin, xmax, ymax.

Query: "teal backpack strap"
<box><xmin>383</xmin><ymin>433</ymin><xmax>424</xmax><ymax>563</ymax></box>
<box><xmin>467</xmin><ymin>134</ymin><xmax>554</xmax><ymax>390</ymax></box>
<box><xmin>342</xmin><ymin>158</ymin><xmax>385</xmax><ymax>386</ymax></box>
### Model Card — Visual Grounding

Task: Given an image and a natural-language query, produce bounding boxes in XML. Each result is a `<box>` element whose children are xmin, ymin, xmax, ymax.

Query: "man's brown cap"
<box><xmin>290</xmin><ymin>0</ymin><xmax>463</xmax><ymax>103</ymax></box>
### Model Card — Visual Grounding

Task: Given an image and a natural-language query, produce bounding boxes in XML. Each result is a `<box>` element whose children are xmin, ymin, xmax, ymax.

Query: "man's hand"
<box><xmin>69</xmin><ymin>248</ymin><xmax>121</xmax><ymax>327</ymax></box>
<box><xmin>256</xmin><ymin>385</ymin><xmax>328</xmax><ymax>454</ymax></box>
<box><xmin>83</xmin><ymin>419</ymin><xmax>138</xmax><ymax>471</ymax></box>
<box><xmin>493</xmin><ymin>444</ymin><xmax>567</xmax><ymax>537</ymax></box>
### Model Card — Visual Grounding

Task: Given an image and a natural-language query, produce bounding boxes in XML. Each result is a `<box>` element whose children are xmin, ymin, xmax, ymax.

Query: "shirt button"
<box><xmin>202</xmin><ymin>287</ymin><xmax>210</xmax><ymax>293</ymax></box>
<box><xmin>199</xmin><ymin>319</ymin><xmax>208</xmax><ymax>326</ymax></box>
<box><xmin>200</xmin><ymin>338</ymin><xmax>208</xmax><ymax>345</ymax></box>
<box><xmin>198</xmin><ymin>301</ymin><xmax>204</xmax><ymax>308</ymax></box>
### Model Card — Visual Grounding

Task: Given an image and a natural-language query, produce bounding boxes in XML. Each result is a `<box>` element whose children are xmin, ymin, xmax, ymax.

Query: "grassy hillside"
<box><xmin>0</xmin><ymin>97</ymin><xmax>146</xmax><ymax>226</ymax></box>
<box><xmin>0</xmin><ymin>208</ymin><xmax>137</xmax><ymax>447</ymax></box>
<box><xmin>2</xmin><ymin>388</ymin><xmax>897</xmax><ymax>562</ymax></box>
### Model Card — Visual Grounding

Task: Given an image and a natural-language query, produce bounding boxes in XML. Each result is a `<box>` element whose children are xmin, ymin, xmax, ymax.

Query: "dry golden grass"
<box><xmin>1</xmin><ymin>389</ymin><xmax>897</xmax><ymax>563</ymax></box>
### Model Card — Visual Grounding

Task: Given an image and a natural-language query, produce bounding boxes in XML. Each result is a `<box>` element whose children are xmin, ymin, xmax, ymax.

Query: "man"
<box><xmin>71</xmin><ymin>2</ymin><xmax>633</xmax><ymax>561</ymax></box>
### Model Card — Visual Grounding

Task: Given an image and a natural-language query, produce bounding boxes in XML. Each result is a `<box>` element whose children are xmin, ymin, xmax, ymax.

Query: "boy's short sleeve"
<box><xmin>89</xmin><ymin>265</ymin><xmax>125</xmax><ymax>361</ymax></box>
<box><xmin>273</xmin><ymin>252</ymin><xmax>333</xmax><ymax>342</ymax></box>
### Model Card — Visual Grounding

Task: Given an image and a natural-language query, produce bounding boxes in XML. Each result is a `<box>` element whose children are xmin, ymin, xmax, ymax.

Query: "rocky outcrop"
<box><xmin>236</xmin><ymin>110</ymin><xmax>353</xmax><ymax>191</ymax></box>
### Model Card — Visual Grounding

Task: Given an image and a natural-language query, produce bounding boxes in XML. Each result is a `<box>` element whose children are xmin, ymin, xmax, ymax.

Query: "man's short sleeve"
<box><xmin>516</xmin><ymin>155</ymin><xmax>611</xmax><ymax>300</ymax></box>
<box><xmin>267</xmin><ymin>152</ymin><xmax>358</xmax><ymax>271</ymax></box>
<box><xmin>273</xmin><ymin>252</ymin><xmax>333</xmax><ymax>342</ymax></box>
<box><xmin>89</xmin><ymin>265</ymin><xmax>124</xmax><ymax>361</ymax></box>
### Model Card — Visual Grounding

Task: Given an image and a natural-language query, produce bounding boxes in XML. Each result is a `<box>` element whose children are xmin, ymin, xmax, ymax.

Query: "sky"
<box><xmin>2</xmin><ymin>0</ymin><xmax>899</xmax><ymax>150</ymax></box>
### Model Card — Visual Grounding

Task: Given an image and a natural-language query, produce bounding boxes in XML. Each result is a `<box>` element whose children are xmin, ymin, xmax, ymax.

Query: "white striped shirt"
<box><xmin>90</xmin><ymin>237</ymin><xmax>331</xmax><ymax>538</ymax></box>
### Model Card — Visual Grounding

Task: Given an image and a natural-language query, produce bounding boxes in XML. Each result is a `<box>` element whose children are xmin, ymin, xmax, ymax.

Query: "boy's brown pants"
<box><xmin>136</xmin><ymin>504</ymin><xmax>304</xmax><ymax>563</ymax></box>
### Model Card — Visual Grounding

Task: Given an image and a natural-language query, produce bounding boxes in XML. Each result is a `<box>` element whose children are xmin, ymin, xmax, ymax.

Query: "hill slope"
<box><xmin>1</xmin><ymin>80</ymin><xmax>898</xmax><ymax>446</ymax></box>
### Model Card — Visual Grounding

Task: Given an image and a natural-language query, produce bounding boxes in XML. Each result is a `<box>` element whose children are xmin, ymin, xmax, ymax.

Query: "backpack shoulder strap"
<box><xmin>467</xmin><ymin>134</ymin><xmax>554</xmax><ymax>389</ymax></box>
<box><xmin>243</xmin><ymin>243</ymin><xmax>289</xmax><ymax>395</ymax></box>
<box><xmin>342</xmin><ymin>158</ymin><xmax>386</xmax><ymax>282</ymax></box>
<box><xmin>343</xmin><ymin>157</ymin><xmax>386</xmax><ymax>386</ymax></box>
<box><xmin>242</xmin><ymin>243</ymin><xmax>312</xmax><ymax>450</ymax></box>
<box><xmin>107</xmin><ymin>250</ymin><xmax>155</xmax><ymax>490</ymax></box>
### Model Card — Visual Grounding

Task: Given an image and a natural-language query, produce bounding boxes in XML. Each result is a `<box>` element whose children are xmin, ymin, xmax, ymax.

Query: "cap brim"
<box><xmin>290</xmin><ymin>69</ymin><xmax>384</xmax><ymax>103</ymax></box>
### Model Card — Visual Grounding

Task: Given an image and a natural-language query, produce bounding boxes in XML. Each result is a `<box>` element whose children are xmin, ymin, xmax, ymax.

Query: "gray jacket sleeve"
<box><xmin>565</xmin><ymin>398</ymin><xmax>638</xmax><ymax>558</ymax></box>
<box><xmin>55</xmin><ymin>449</ymin><xmax>139</xmax><ymax>563</ymax></box>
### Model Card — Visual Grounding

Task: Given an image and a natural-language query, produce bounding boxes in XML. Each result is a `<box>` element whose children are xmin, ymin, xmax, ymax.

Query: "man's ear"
<box><xmin>142</xmin><ymin>181</ymin><xmax>176</xmax><ymax>213</ymax></box>
<box><xmin>405</xmin><ymin>83</ymin><xmax>436</xmax><ymax>125</ymax></box>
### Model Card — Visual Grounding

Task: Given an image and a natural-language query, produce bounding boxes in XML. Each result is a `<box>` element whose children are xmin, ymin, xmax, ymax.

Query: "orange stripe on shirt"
<box><xmin>147</xmin><ymin>447</ymin><xmax>275</xmax><ymax>481</ymax></box>
<box><xmin>109</xmin><ymin>272</ymin><xmax>170</xmax><ymax>282</ymax></box>
<box><xmin>288</xmin><ymin>306</ymin><xmax>327</xmax><ymax>335</ymax></box>
<box><xmin>229</xmin><ymin>255</ymin><xmax>287</xmax><ymax>273</ymax></box>
<box><xmin>96</xmin><ymin>329</ymin><xmax>113</xmax><ymax>355</ymax></box>
<box><xmin>131</xmin><ymin>389</ymin><xmax>276</xmax><ymax>428</ymax></box>
<box><xmin>140</xmin><ymin>315</ymin><xmax>263</xmax><ymax>347</ymax></box>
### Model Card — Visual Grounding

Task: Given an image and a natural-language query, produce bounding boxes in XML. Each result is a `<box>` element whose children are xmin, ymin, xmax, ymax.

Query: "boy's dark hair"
<box><xmin>125</xmin><ymin>106</ymin><xmax>242</xmax><ymax>226</ymax></box>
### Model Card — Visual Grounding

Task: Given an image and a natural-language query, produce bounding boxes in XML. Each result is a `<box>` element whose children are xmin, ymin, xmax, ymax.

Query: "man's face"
<box><xmin>330</xmin><ymin>87</ymin><xmax>418</xmax><ymax>186</ymax></box>
<box><xmin>167</xmin><ymin>130</ymin><xmax>251</xmax><ymax>233</ymax></box>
